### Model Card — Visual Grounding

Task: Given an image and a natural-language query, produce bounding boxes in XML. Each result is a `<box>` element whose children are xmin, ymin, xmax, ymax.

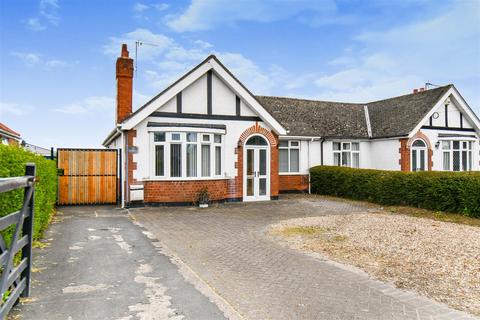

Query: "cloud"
<box><xmin>11</xmin><ymin>52</ymin><xmax>69</xmax><ymax>69</ymax></box>
<box><xmin>166</xmin><ymin>0</ymin><xmax>345</xmax><ymax>32</ymax></box>
<box><xmin>133</xmin><ymin>2</ymin><xmax>169</xmax><ymax>20</ymax></box>
<box><xmin>312</xmin><ymin>1</ymin><xmax>480</xmax><ymax>105</ymax></box>
<box><xmin>25</xmin><ymin>18</ymin><xmax>45</xmax><ymax>31</ymax></box>
<box><xmin>53</xmin><ymin>96</ymin><xmax>115</xmax><ymax>115</ymax></box>
<box><xmin>0</xmin><ymin>102</ymin><xmax>31</xmax><ymax>117</ymax></box>
<box><xmin>24</xmin><ymin>0</ymin><xmax>60</xmax><ymax>31</ymax></box>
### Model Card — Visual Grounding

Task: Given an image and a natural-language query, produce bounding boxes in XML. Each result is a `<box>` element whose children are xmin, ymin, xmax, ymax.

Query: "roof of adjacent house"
<box><xmin>256</xmin><ymin>85</ymin><xmax>453</xmax><ymax>138</ymax></box>
<box><xmin>0</xmin><ymin>122</ymin><xmax>21</xmax><ymax>139</ymax></box>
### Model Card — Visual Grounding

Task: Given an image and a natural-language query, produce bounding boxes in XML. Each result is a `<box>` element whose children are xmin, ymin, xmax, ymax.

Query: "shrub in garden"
<box><xmin>0</xmin><ymin>144</ymin><xmax>57</xmax><ymax>242</ymax></box>
<box><xmin>310</xmin><ymin>166</ymin><xmax>480</xmax><ymax>218</ymax></box>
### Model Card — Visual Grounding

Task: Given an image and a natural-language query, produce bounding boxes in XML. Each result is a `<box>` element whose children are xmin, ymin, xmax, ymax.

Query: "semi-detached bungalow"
<box><xmin>103</xmin><ymin>44</ymin><xmax>480</xmax><ymax>207</ymax></box>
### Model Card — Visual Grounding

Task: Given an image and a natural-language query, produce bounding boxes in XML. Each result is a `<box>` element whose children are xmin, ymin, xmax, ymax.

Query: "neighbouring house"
<box><xmin>103</xmin><ymin>44</ymin><xmax>480</xmax><ymax>207</ymax></box>
<box><xmin>0</xmin><ymin>122</ymin><xmax>21</xmax><ymax>145</ymax></box>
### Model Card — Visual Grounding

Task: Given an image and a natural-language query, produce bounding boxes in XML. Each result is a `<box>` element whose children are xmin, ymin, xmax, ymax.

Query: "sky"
<box><xmin>0</xmin><ymin>0</ymin><xmax>479</xmax><ymax>148</ymax></box>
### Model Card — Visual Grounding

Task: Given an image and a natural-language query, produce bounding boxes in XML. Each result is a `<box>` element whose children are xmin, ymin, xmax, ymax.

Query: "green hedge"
<box><xmin>0</xmin><ymin>144</ymin><xmax>57</xmax><ymax>243</ymax></box>
<box><xmin>310</xmin><ymin>166</ymin><xmax>480</xmax><ymax>218</ymax></box>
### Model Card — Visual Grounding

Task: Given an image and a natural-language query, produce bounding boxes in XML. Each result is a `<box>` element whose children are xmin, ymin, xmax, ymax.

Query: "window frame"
<box><xmin>441</xmin><ymin>139</ymin><xmax>474</xmax><ymax>172</ymax></box>
<box><xmin>150</xmin><ymin>131</ymin><xmax>224</xmax><ymax>180</ymax></box>
<box><xmin>333</xmin><ymin>141</ymin><xmax>360</xmax><ymax>168</ymax></box>
<box><xmin>279</xmin><ymin>140</ymin><xmax>301</xmax><ymax>174</ymax></box>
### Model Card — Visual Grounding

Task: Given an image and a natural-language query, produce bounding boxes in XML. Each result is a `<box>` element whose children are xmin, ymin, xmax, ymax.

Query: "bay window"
<box><xmin>442</xmin><ymin>140</ymin><xmax>473</xmax><ymax>171</ymax></box>
<box><xmin>279</xmin><ymin>140</ymin><xmax>300</xmax><ymax>173</ymax></box>
<box><xmin>333</xmin><ymin>142</ymin><xmax>360</xmax><ymax>168</ymax></box>
<box><xmin>151</xmin><ymin>131</ymin><xmax>223</xmax><ymax>179</ymax></box>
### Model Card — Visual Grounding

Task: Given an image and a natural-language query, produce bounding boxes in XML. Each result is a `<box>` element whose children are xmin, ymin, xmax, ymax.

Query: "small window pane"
<box><xmin>201</xmin><ymin>145</ymin><xmax>211</xmax><ymax>176</ymax></box>
<box><xmin>334</xmin><ymin>153</ymin><xmax>341</xmax><ymax>166</ymax></box>
<box><xmin>468</xmin><ymin>141</ymin><xmax>473</xmax><ymax>149</ymax></box>
<box><xmin>352</xmin><ymin>153</ymin><xmax>359</xmax><ymax>168</ymax></box>
<box><xmin>453</xmin><ymin>150</ymin><xmax>460</xmax><ymax>171</ymax></box>
<box><xmin>171</xmin><ymin>133</ymin><xmax>181</xmax><ymax>141</ymax></box>
<box><xmin>246</xmin><ymin>136</ymin><xmax>268</xmax><ymax>145</ymax></box>
<box><xmin>290</xmin><ymin>141</ymin><xmax>299</xmax><ymax>147</ymax></box>
<box><xmin>453</xmin><ymin>141</ymin><xmax>460</xmax><ymax>150</ymax></box>
<box><xmin>202</xmin><ymin>134</ymin><xmax>210</xmax><ymax>142</ymax></box>
<box><xmin>342</xmin><ymin>151</ymin><xmax>351</xmax><ymax>166</ymax></box>
<box><xmin>215</xmin><ymin>146</ymin><xmax>221</xmax><ymax>175</ymax></box>
<box><xmin>342</xmin><ymin>143</ymin><xmax>350</xmax><ymax>150</ymax></box>
<box><xmin>462</xmin><ymin>142</ymin><xmax>467</xmax><ymax>149</ymax></box>
<box><xmin>170</xmin><ymin>144</ymin><xmax>182</xmax><ymax>177</ymax></box>
<box><xmin>443</xmin><ymin>152</ymin><xmax>450</xmax><ymax>171</ymax></box>
<box><xmin>333</xmin><ymin>142</ymin><xmax>341</xmax><ymax>151</ymax></box>
<box><xmin>154</xmin><ymin>132</ymin><xmax>165</xmax><ymax>142</ymax></box>
<box><xmin>214</xmin><ymin>134</ymin><xmax>222</xmax><ymax>143</ymax></box>
<box><xmin>462</xmin><ymin>151</ymin><xmax>468</xmax><ymax>171</ymax></box>
<box><xmin>187</xmin><ymin>133</ymin><xmax>197</xmax><ymax>142</ymax></box>
<box><xmin>412</xmin><ymin>140</ymin><xmax>426</xmax><ymax>147</ymax></box>
<box><xmin>186</xmin><ymin>144</ymin><xmax>197</xmax><ymax>177</ymax></box>
<box><xmin>155</xmin><ymin>145</ymin><xmax>164</xmax><ymax>176</ymax></box>
<box><xmin>279</xmin><ymin>149</ymin><xmax>288</xmax><ymax>172</ymax></box>
<box><xmin>442</xmin><ymin>141</ymin><xmax>450</xmax><ymax>150</ymax></box>
<box><xmin>290</xmin><ymin>149</ymin><xmax>299</xmax><ymax>172</ymax></box>
<box><xmin>279</xmin><ymin>141</ymin><xmax>288</xmax><ymax>148</ymax></box>
<box><xmin>352</xmin><ymin>143</ymin><xmax>360</xmax><ymax>151</ymax></box>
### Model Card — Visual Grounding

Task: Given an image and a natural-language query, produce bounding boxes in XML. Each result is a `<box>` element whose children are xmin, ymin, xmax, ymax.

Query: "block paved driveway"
<box><xmin>131</xmin><ymin>195</ymin><xmax>477</xmax><ymax>320</ymax></box>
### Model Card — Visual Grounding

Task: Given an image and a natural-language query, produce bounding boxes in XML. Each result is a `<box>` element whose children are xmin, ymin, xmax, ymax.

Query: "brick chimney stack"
<box><xmin>116</xmin><ymin>44</ymin><xmax>134</xmax><ymax>124</ymax></box>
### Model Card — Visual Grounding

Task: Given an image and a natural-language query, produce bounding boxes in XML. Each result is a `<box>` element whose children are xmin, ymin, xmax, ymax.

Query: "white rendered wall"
<box><xmin>424</xmin><ymin>97</ymin><xmax>473</xmax><ymax>129</ymax></box>
<box><xmin>182</xmin><ymin>74</ymin><xmax>208</xmax><ymax>114</ymax></box>
<box><xmin>368</xmin><ymin>139</ymin><xmax>401</xmax><ymax>170</ymax></box>
<box><xmin>212</xmin><ymin>73</ymin><xmax>236</xmax><ymax>115</ymax></box>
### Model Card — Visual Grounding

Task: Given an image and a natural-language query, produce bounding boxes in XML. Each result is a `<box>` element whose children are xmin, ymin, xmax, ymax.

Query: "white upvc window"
<box><xmin>333</xmin><ymin>142</ymin><xmax>360</xmax><ymax>168</ymax></box>
<box><xmin>151</xmin><ymin>132</ymin><xmax>223</xmax><ymax>179</ymax></box>
<box><xmin>279</xmin><ymin>140</ymin><xmax>300</xmax><ymax>173</ymax></box>
<box><xmin>441</xmin><ymin>140</ymin><xmax>473</xmax><ymax>171</ymax></box>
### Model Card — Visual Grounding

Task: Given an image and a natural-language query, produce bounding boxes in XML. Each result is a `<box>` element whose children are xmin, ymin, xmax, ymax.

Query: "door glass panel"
<box><xmin>412</xmin><ymin>150</ymin><xmax>417</xmax><ymax>171</ymax></box>
<box><xmin>247</xmin><ymin>149</ymin><xmax>254</xmax><ymax>176</ymax></box>
<box><xmin>419</xmin><ymin>150</ymin><xmax>425</xmax><ymax>171</ymax></box>
<box><xmin>259</xmin><ymin>149</ymin><xmax>266</xmax><ymax>175</ymax></box>
<box><xmin>247</xmin><ymin>178</ymin><xmax>254</xmax><ymax>196</ymax></box>
<box><xmin>259</xmin><ymin>178</ymin><xmax>267</xmax><ymax>196</ymax></box>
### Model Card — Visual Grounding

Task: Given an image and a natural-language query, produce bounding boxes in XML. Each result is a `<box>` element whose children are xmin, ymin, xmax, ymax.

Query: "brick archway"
<box><xmin>399</xmin><ymin>131</ymin><xmax>433</xmax><ymax>171</ymax></box>
<box><xmin>234</xmin><ymin>123</ymin><xmax>279</xmax><ymax>200</ymax></box>
<box><xmin>238</xmin><ymin>122</ymin><xmax>277</xmax><ymax>147</ymax></box>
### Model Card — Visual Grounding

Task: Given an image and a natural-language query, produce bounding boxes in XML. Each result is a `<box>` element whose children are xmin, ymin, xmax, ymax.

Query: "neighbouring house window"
<box><xmin>279</xmin><ymin>140</ymin><xmax>300</xmax><ymax>173</ymax></box>
<box><xmin>442</xmin><ymin>140</ymin><xmax>473</xmax><ymax>171</ymax></box>
<box><xmin>152</xmin><ymin>131</ymin><xmax>223</xmax><ymax>178</ymax></box>
<box><xmin>333</xmin><ymin>142</ymin><xmax>360</xmax><ymax>168</ymax></box>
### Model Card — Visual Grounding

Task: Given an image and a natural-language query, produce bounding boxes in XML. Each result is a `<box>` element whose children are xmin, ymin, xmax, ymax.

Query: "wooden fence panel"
<box><xmin>57</xmin><ymin>149</ymin><xmax>117</xmax><ymax>205</ymax></box>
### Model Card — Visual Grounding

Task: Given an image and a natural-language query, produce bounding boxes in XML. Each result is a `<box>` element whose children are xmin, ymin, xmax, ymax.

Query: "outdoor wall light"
<box><xmin>435</xmin><ymin>141</ymin><xmax>440</xmax><ymax>149</ymax></box>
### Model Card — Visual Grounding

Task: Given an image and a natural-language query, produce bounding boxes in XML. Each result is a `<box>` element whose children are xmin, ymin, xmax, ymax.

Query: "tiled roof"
<box><xmin>0</xmin><ymin>122</ymin><xmax>21</xmax><ymax>138</ymax></box>
<box><xmin>257</xmin><ymin>85</ymin><xmax>452</xmax><ymax>138</ymax></box>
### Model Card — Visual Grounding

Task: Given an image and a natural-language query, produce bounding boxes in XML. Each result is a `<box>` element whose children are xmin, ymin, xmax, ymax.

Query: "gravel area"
<box><xmin>269</xmin><ymin>213</ymin><xmax>480</xmax><ymax>316</ymax></box>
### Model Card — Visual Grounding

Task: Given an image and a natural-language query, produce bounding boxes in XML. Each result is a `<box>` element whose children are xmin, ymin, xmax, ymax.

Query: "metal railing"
<box><xmin>0</xmin><ymin>164</ymin><xmax>35</xmax><ymax>318</ymax></box>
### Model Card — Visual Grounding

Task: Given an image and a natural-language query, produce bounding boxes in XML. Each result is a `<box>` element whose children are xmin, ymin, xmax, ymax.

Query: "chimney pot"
<box><xmin>413</xmin><ymin>89</ymin><xmax>419</xmax><ymax>94</ymax></box>
<box><xmin>419</xmin><ymin>87</ymin><xmax>425</xmax><ymax>92</ymax></box>
<box><xmin>121</xmin><ymin>43</ymin><xmax>129</xmax><ymax>58</ymax></box>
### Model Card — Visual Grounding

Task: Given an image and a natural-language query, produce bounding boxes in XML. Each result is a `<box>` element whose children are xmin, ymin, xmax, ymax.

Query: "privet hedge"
<box><xmin>0</xmin><ymin>144</ymin><xmax>57</xmax><ymax>242</ymax></box>
<box><xmin>310</xmin><ymin>166</ymin><xmax>480</xmax><ymax>218</ymax></box>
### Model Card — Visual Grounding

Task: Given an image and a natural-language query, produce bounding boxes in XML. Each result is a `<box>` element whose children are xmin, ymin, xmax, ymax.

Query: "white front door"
<box><xmin>244</xmin><ymin>146</ymin><xmax>270</xmax><ymax>201</ymax></box>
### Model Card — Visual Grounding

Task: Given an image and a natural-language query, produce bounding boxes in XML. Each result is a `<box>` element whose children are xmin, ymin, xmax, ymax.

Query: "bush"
<box><xmin>0</xmin><ymin>144</ymin><xmax>57</xmax><ymax>243</ymax></box>
<box><xmin>310</xmin><ymin>166</ymin><xmax>480</xmax><ymax>218</ymax></box>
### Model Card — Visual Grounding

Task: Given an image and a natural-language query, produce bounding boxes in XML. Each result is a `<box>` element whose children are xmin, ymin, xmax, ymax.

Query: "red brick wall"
<box><xmin>399</xmin><ymin>132</ymin><xmax>433</xmax><ymax>172</ymax></box>
<box><xmin>279</xmin><ymin>175</ymin><xmax>309</xmax><ymax>193</ymax></box>
<box><xmin>144</xmin><ymin>179</ymin><xmax>232</xmax><ymax>203</ymax></box>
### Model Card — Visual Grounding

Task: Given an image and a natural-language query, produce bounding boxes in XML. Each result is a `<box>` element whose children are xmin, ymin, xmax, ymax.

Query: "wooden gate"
<box><xmin>57</xmin><ymin>149</ymin><xmax>118</xmax><ymax>205</ymax></box>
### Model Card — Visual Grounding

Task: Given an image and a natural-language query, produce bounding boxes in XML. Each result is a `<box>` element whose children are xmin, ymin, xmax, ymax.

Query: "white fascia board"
<box><xmin>208</xmin><ymin>59</ymin><xmax>287</xmax><ymax>135</ymax></box>
<box><xmin>147</xmin><ymin>127</ymin><xmax>226</xmax><ymax>134</ymax></box>
<box><xmin>410</xmin><ymin>87</ymin><xmax>480</xmax><ymax>137</ymax></box>
<box><xmin>121</xmin><ymin>62</ymin><xmax>212</xmax><ymax>130</ymax></box>
<box><xmin>279</xmin><ymin>135</ymin><xmax>321</xmax><ymax>140</ymax></box>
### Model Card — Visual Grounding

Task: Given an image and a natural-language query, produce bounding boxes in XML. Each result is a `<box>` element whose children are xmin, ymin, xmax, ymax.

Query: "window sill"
<box><xmin>279</xmin><ymin>172</ymin><xmax>304</xmax><ymax>176</ymax></box>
